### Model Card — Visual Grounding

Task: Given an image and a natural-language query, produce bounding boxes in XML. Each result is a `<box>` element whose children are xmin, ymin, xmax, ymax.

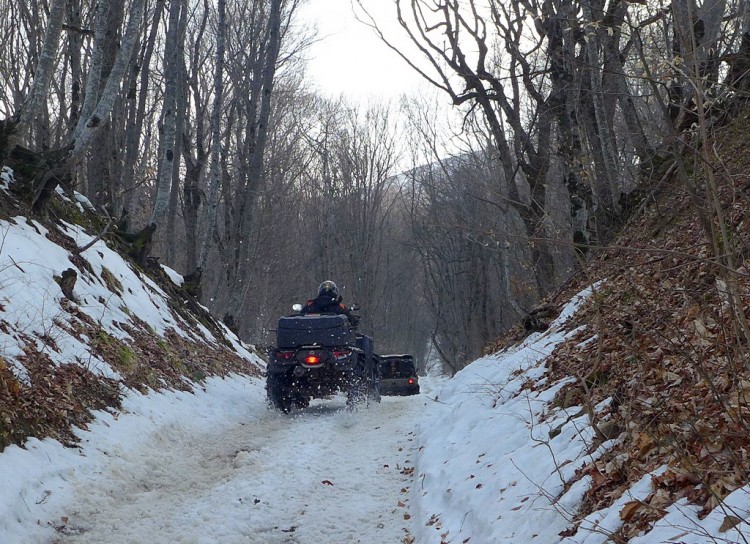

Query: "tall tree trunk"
<box><xmin>15</xmin><ymin>0</ymin><xmax>66</xmax><ymax>130</ymax></box>
<box><xmin>581</xmin><ymin>0</ymin><xmax>617</xmax><ymax>215</ymax></box>
<box><xmin>30</xmin><ymin>0</ymin><xmax>145</xmax><ymax>212</ymax></box>
<box><xmin>66</xmin><ymin>0</ymin><xmax>83</xmax><ymax>133</ymax></box>
<box><xmin>71</xmin><ymin>0</ymin><xmax>110</xmax><ymax>141</ymax></box>
<box><xmin>182</xmin><ymin>153</ymin><xmax>204</xmax><ymax>271</ymax></box>
<box><xmin>181</xmin><ymin>1</ymin><xmax>211</xmax><ymax>272</ymax></box>
<box><xmin>150</xmin><ymin>0</ymin><xmax>186</xmax><ymax>228</ymax></box>
<box><xmin>231</xmin><ymin>0</ymin><xmax>284</xmax><ymax>312</ymax></box>
<box><xmin>120</xmin><ymin>0</ymin><xmax>166</xmax><ymax>216</ymax></box>
<box><xmin>197</xmin><ymin>0</ymin><xmax>226</xmax><ymax>273</ymax></box>
<box><xmin>4</xmin><ymin>0</ymin><xmax>66</xmax><ymax>163</ymax></box>
<box><xmin>68</xmin><ymin>0</ymin><xmax>144</xmax><ymax>158</ymax></box>
<box><xmin>88</xmin><ymin>0</ymin><xmax>125</xmax><ymax>205</ymax></box>
<box><xmin>601</xmin><ymin>1</ymin><xmax>654</xmax><ymax>165</ymax></box>
<box><xmin>165</xmin><ymin>57</ymin><xmax>187</xmax><ymax>267</ymax></box>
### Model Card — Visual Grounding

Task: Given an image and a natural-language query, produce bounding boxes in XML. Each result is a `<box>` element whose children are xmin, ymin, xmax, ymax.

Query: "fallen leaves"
<box><xmin>534</xmin><ymin>143</ymin><xmax>750</xmax><ymax>540</ymax></box>
<box><xmin>719</xmin><ymin>515</ymin><xmax>743</xmax><ymax>533</ymax></box>
<box><xmin>426</xmin><ymin>514</ymin><xmax>441</xmax><ymax>527</ymax></box>
<box><xmin>619</xmin><ymin>500</ymin><xmax>642</xmax><ymax>522</ymax></box>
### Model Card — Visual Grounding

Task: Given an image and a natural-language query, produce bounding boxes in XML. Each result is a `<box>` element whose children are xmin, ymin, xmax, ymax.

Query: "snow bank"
<box><xmin>0</xmin><ymin>374</ymin><xmax>262</xmax><ymax>543</ymax></box>
<box><xmin>413</xmin><ymin>284</ymin><xmax>750</xmax><ymax>543</ymax></box>
<box><xmin>0</xmin><ymin>211</ymin><xmax>261</xmax><ymax>382</ymax></box>
<box><xmin>413</xmin><ymin>286</ymin><xmax>599</xmax><ymax>543</ymax></box>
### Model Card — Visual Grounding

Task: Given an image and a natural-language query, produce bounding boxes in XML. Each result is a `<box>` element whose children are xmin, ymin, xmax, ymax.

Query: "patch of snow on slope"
<box><xmin>413</xmin><ymin>284</ymin><xmax>609</xmax><ymax>543</ymax></box>
<box><xmin>0</xmin><ymin>216</ymin><xmax>261</xmax><ymax>382</ymax></box>
<box><xmin>161</xmin><ymin>264</ymin><xmax>184</xmax><ymax>286</ymax></box>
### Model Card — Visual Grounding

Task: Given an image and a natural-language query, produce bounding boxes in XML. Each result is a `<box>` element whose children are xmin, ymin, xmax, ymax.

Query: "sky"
<box><xmin>297</xmin><ymin>0</ymin><xmax>428</xmax><ymax>103</ymax></box>
<box><xmin>2</xmin><ymin>165</ymin><xmax>750</xmax><ymax>543</ymax></box>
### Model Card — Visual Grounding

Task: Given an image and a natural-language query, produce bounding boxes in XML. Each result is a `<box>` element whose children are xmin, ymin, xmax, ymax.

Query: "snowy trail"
<box><xmin>48</xmin><ymin>395</ymin><xmax>420</xmax><ymax>544</ymax></box>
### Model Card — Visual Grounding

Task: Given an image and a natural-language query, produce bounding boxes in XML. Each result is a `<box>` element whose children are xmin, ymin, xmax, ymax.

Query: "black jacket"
<box><xmin>301</xmin><ymin>293</ymin><xmax>358</xmax><ymax>326</ymax></box>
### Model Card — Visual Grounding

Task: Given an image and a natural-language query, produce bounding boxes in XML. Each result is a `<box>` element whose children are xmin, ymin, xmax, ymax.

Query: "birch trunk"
<box><xmin>14</xmin><ymin>0</ymin><xmax>66</xmax><ymax>135</ymax></box>
<box><xmin>68</xmin><ymin>0</ymin><xmax>145</xmax><ymax>159</ymax></box>
<box><xmin>150</xmin><ymin>0</ymin><xmax>187</xmax><ymax>227</ymax></box>
<box><xmin>197</xmin><ymin>0</ymin><xmax>226</xmax><ymax>272</ymax></box>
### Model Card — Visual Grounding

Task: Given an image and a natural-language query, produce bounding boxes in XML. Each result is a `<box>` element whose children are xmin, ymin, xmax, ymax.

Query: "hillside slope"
<box><xmin>0</xmin><ymin>166</ymin><xmax>263</xmax><ymax>452</ymax></box>
<box><xmin>485</xmin><ymin>110</ymin><xmax>750</xmax><ymax>539</ymax></box>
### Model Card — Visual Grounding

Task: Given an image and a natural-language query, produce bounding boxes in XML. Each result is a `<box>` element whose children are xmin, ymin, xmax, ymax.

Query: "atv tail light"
<box><xmin>276</xmin><ymin>350</ymin><xmax>295</xmax><ymax>360</ymax></box>
<box><xmin>332</xmin><ymin>348</ymin><xmax>351</xmax><ymax>359</ymax></box>
<box><xmin>304</xmin><ymin>355</ymin><xmax>322</xmax><ymax>365</ymax></box>
<box><xmin>408</xmin><ymin>378</ymin><xmax>415</xmax><ymax>384</ymax></box>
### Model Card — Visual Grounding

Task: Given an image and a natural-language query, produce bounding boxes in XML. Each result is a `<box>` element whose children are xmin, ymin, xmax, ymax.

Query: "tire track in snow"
<box><xmin>49</xmin><ymin>395</ymin><xmax>420</xmax><ymax>544</ymax></box>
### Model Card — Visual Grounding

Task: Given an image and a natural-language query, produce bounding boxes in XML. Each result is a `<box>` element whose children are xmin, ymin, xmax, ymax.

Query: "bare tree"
<box><xmin>180</xmin><ymin>0</ymin><xmax>212</xmax><ymax>272</ymax></box>
<box><xmin>119</xmin><ymin>0</ymin><xmax>167</xmax><ymax>217</ymax></box>
<box><xmin>0</xmin><ymin>0</ymin><xmax>147</xmax><ymax>213</ymax></box>
<box><xmin>151</xmin><ymin>0</ymin><xmax>189</xmax><ymax>228</ymax></box>
<box><xmin>195</xmin><ymin>0</ymin><xmax>296</xmax><ymax>321</ymax></box>
<box><xmin>357</xmin><ymin>0</ymin><xmax>568</xmax><ymax>293</ymax></box>
<box><xmin>13</xmin><ymin>0</ymin><xmax>67</xmax><ymax>138</ymax></box>
<box><xmin>224</xmin><ymin>0</ymin><xmax>285</xmax><ymax>303</ymax></box>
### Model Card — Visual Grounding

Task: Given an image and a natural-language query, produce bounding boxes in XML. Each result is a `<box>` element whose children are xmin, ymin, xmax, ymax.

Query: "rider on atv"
<box><xmin>265</xmin><ymin>280</ymin><xmax>377</xmax><ymax>412</ymax></box>
<box><xmin>301</xmin><ymin>280</ymin><xmax>359</xmax><ymax>327</ymax></box>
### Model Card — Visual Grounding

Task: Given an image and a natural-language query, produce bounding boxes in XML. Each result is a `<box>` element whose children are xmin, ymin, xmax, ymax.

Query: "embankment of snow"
<box><xmin>413</xmin><ymin>284</ymin><xmax>750</xmax><ymax>544</ymax></box>
<box><xmin>413</xmin><ymin>286</ymin><xmax>598</xmax><ymax>543</ymax></box>
<box><xmin>0</xmin><ymin>374</ymin><xmax>263</xmax><ymax>543</ymax></box>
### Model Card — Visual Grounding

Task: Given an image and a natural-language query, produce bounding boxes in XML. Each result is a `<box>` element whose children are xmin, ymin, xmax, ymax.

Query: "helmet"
<box><xmin>318</xmin><ymin>280</ymin><xmax>338</xmax><ymax>297</ymax></box>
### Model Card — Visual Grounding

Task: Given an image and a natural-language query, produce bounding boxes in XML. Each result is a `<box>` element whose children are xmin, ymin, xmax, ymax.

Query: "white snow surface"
<box><xmin>161</xmin><ymin>264</ymin><xmax>185</xmax><ymax>286</ymax></box>
<box><xmin>0</xmin><ymin>210</ymin><xmax>261</xmax><ymax>382</ymax></box>
<box><xmin>1</xmin><ymin>177</ymin><xmax>749</xmax><ymax>542</ymax></box>
<box><xmin>1</xmin><ymin>378</ymin><xmax>420</xmax><ymax>544</ymax></box>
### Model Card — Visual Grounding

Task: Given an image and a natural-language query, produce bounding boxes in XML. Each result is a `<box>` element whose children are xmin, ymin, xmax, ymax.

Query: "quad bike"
<box><xmin>266</xmin><ymin>309</ymin><xmax>380</xmax><ymax>412</ymax></box>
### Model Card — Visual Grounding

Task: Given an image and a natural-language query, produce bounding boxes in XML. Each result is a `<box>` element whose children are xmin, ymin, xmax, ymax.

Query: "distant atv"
<box><xmin>266</xmin><ymin>309</ymin><xmax>380</xmax><ymax>412</ymax></box>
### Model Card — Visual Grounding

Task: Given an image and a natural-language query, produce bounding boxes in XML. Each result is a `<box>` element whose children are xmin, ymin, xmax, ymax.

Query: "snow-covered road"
<box><xmin>24</xmin><ymin>382</ymin><xmax>422</xmax><ymax>544</ymax></box>
<box><xmin>56</xmin><ymin>398</ymin><xmax>419</xmax><ymax>544</ymax></box>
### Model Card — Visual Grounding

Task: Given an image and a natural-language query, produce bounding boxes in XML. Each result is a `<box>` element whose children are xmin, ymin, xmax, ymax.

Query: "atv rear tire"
<box><xmin>369</xmin><ymin>375</ymin><xmax>381</xmax><ymax>403</ymax></box>
<box><xmin>346</xmin><ymin>354</ymin><xmax>369</xmax><ymax>409</ymax></box>
<box><xmin>267</xmin><ymin>373</ymin><xmax>293</xmax><ymax>413</ymax></box>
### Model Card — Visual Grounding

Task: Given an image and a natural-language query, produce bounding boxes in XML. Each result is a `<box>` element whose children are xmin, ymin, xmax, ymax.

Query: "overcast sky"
<box><xmin>298</xmin><ymin>0</ymin><xmax>427</xmax><ymax>103</ymax></box>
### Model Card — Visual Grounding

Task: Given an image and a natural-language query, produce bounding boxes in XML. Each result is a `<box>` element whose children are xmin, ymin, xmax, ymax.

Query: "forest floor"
<box><xmin>486</xmin><ymin>108</ymin><xmax>750</xmax><ymax>540</ymax></box>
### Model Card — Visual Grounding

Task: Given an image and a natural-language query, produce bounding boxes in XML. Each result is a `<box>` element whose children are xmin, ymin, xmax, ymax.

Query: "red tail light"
<box><xmin>304</xmin><ymin>355</ymin><xmax>322</xmax><ymax>365</ymax></box>
<box><xmin>408</xmin><ymin>378</ymin><xmax>415</xmax><ymax>384</ymax></box>
<box><xmin>332</xmin><ymin>348</ymin><xmax>351</xmax><ymax>359</ymax></box>
<box><xmin>275</xmin><ymin>350</ymin><xmax>295</xmax><ymax>360</ymax></box>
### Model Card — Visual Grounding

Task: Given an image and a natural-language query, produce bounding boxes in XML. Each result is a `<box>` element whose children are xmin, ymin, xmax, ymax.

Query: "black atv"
<box><xmin>266</xmin><ymin>312</ymin><xmax>380</xmax><ymax>412</ymax></box>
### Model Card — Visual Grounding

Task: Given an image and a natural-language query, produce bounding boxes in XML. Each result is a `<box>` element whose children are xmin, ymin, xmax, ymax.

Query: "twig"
<box><xmin>74</xmin><ymin>207</ymin><xmax>114</xmax><ymax>255</ymax></box>
<box><xmin>9</xmin><ymin>255</ymin><xmax>25</xmax><ymax>273</ymax></box>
